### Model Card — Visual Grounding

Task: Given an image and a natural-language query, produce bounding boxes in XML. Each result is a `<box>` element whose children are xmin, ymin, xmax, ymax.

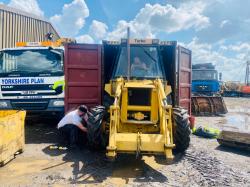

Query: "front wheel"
<box><xmin>86</xmin><ymin>106</ymin><xmax>107</xmax><ymax>150</ymax></box>
<box><xmin>173</xmin><ymin>107</ymin><xmax>191</xmax><ymax>153</ymax></box>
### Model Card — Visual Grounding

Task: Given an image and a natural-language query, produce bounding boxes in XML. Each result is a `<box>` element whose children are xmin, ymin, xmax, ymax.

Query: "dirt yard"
<box><xmin>0</xmin><ymin>97</ymin><xmax>249</xmax><ymax>187</ymax></box>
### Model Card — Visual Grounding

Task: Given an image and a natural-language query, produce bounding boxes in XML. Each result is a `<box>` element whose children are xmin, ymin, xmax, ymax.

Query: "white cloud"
<box><xmin>50</xmin><ymin>0</ymin><xmax>89</xmax><ymax>37</ymax></box>
<box><xmin>148</xmin><ymin>2</ymin><xmax>210</xmax><ymax>32</ymax></box>
<box><xmin>220</xmin><ymin>20</ymin><xmax>230</xmax><ymax>28</ymax></box>
<box><xmin>8</xmin><ymin>0</ymin><xmax>44</xmax><ymax>17</ymax></box>
<box><xmin>219</xmin><ymin>45</ymin><xmax>228</xmax><ymax>51</ymax></box>
<box><xmin>89</xmin><ymin>20</ymin><xmax>108</xmax><ymax>39</ymax></box>
<box><xmin>105</xmin><ymin>1</ymin><xmax>209</xmax><ymax>40</ymax></box>
<box><xmin>196</xmin><ymin>0</ymin><xmax>250</xmax><ymax>43</ymax></box>
<box><xmin>227</xmin><ymin>43</ymin><xmax>250</xmax><ymax>52</ymax></box>
<box><xmin>184</xmin><ymin>38</ymin><xmax>248</xmax><ymax>82</ymax></box>
<box><xmin>106</xmin><ymin>19</ymin><xmax>155</xmax><ymax>40</ymax></box>
<box><xmin>76</xmin><ymin>34</ymin><xmax>94</xmax><ymax>44</ymax></box>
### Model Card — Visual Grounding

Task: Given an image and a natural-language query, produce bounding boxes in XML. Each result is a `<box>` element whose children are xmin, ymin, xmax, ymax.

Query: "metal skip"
<box><xmin>191</xmin><ymin>96</ymin><xmax>228</xmax><ymax>116</ymax></box>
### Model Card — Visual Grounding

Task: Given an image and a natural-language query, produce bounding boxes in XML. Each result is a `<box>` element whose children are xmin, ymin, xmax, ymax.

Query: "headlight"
<box><xmin>53</xmin><ymin>100</ymin><xmax>64</xmax><ymax>106</ymax></box>
<box><xmin>0</xmin><ymin>101</ymin><xmax>8</xmax><ymax>107</ymax></box>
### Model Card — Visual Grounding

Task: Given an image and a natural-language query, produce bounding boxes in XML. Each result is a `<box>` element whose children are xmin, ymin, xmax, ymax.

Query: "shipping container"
<box><xmin>64</xmin><ymin>41</ymin><xmax>192</xmax><ymax>114</ymax></box>
<box><xmin>159</xmin><ymin>42</ymin><xmax>192</xmax><ymax>114</ymax></box>
<box><xmin>64</xmin><ymin>44</ymin><xmax>102</xmax><ymax>112</ymax></box>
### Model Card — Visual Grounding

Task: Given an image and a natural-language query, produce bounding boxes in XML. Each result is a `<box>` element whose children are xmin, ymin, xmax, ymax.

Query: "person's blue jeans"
<box><xmin>59</xmin><ymin>124</ymin><xmax>81</xmax><ymax>147</ymax></box>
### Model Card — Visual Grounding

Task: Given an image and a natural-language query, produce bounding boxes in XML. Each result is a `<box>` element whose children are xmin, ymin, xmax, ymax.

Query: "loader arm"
<box><xmin>156</xmin><ymin>79</ymin><xmax>174</xmax><ymax>158</ymax></box>
<box><xmin>106</xmin><ymin>78</ymin><xmax>175</xmax><ymax>159</ymax></box>
<box><xmin>106</xmin><ymin>79</ymin><xmax>123</xmax><ymax>157</ymax></box>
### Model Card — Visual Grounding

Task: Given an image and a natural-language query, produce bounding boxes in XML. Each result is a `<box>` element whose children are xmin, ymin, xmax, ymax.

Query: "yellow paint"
<box><xmin>0</xmin><ymin>111</ymin><xmax>26</xmax><ymax>165</ymax></box>
<box><xmin>151</xmin><ymin>88</ymin><xmax>158</xmax><ymax>122</ymax></box>
<box><xmin>133</xmin><ymin>112</ymin><xmax>145</xmax><ymax>120</ymax></box>
<box><xmin>121</xmin><ymin>87</ymin><xmax>128</xmax><ymax>122</ymax></box>
<box><xmin>106</xmin><ymin>78</ymin><xmax>174</xmax><ymax>160</ymax></box>
<box><xmin>105</xmin><ymin>83</ymin><xmax>112</xmax><ymax>96</ymax></box>
<box><xmin>52</xmin><ymin>80</ymin><xmax>65</xmax><ymax>91</ymax></box>
<box><xmin>143</xmin><ymin>156</ymin><xmax>163</xmax><ymax>169</ymax></box>
<box><xmin>16</xmin><ymin>38</ymin><xmax>76</xmax><ymax>48</ymax></box>
<box><xmin>165</xmin><ymin>84</ymin><xmax>172</xmax><ymax>96</ymax></box>
<box><xmin>127</xmin><ymin>105</ymin><xmax>151</xmax><ymax>111</ymax></box>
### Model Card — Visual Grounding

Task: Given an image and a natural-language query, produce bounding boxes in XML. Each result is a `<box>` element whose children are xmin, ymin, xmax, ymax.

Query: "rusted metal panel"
<box><xmin>160</xmin><ymin>43</ymin><xmax>192</xmax><ymax>114</ymax></box>
<box><xmin>191</xmin><ymin>96</ymin><xmax>228</xmax><ymax>116</ymax></box>
<box><xmin>64</xmin><ymin>44</ymin><xmax>102</xmax><ymax>112</ymax></box>
<box><xmin>178</xmin><ymin>46</ymin><xmax>192</xmax><ymax>115</ymax></box>
<box><xmin>0</xmin><ymin>4</ymin><xmax>60</xmax><ymax>50</ymax></box>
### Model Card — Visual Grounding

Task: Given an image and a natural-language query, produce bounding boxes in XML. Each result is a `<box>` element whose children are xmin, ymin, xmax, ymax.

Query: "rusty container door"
<box><xmin>64</xmin><ymin>44</ymin><xmax>102</xmax><ymax>112</ymax></box>
<box><xmin>177</xmin><ymin>46</ymin><xmax>192</xmax><ymax>115</ymax></box>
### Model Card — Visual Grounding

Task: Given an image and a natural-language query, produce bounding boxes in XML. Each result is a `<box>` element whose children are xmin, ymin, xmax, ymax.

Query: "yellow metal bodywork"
<box><xmin>106</xmin><ymin>78</ymin><xmax>174</xmax><ymax>159</ymax></box>
<box><xmin>0</xmin><ymin>111</ymin><xmax>26</xmax><ymax>166</ymax></box>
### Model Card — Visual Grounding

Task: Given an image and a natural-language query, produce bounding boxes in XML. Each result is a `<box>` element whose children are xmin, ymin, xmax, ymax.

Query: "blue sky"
<box><xmin>1</xmin><ymin>0</ymin><xmax>250</xmax><ymax>82</ymax></box>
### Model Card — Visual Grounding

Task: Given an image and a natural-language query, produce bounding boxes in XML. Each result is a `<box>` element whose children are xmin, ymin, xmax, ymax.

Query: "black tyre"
<box><xmin>173</xmin><ymin>107</ymin><xmax>191</xmax><ymax>153</ymax></box>
<box><xmin>87</xmin><ymin>106</ymin><xmax>107</xmax><ymax>150</ymax></box>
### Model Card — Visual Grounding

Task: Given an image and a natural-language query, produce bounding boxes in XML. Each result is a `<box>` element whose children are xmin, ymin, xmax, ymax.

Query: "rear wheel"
<box><xmin>173</xmin><ymin>107</ymin><xmax>191</xmax><ymax>153</ymax></box>
<box><xmin>87</xmin><ymin>106</ymin><xmax>108</xmax><ymax>150</ymax></box>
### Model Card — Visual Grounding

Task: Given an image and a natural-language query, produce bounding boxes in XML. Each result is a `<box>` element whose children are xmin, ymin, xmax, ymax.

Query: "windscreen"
<box><xmin>192</xmin><ymin>70</ymin><xmax>218</xmax><ymax>80</ymax></box>
<box><xmin>0</xmin><ymin>49</ymin><xmax>63</xmax><ymax>75</ymax></box>
<box><xmin>114</xmin><ymin>46</ymin><xmax>164</xmax><ymax>78</ymax></box>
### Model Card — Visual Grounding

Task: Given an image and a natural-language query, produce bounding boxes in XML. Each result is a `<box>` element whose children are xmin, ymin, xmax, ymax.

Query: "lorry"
<box><xmin>222</xmin><ymin>61</ymin><xmax>250</xmax><ymax>97</ymax></box>
<box><xmin>192</xmin><ymin>63</ymin><xmax>220</xmax><ymax>95</ymax></box>
<box><xmin>63</xmin><ymin>37</ymin><xmax>192</xmax><ymax>160</ymax></box>
<box><xmin>221</xmin><ymin>81</ymin><xmax>242</xmax><ymax>97</ymax></box>
<box><xmin>0</xmin><ymin>41</ymin><xmax>65</xmax><ymax>117</ymax></box>
<box><xmin>191</xmin><ymin>63</ymin><xmax>227</xmax><ymax>116</ymax></box>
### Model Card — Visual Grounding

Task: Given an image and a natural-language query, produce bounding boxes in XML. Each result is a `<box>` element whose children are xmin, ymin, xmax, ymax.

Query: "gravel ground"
<box><xmin>0</xmin><ymin>97</ymin><xmax>249</xmax><ymax>187</ymax></box>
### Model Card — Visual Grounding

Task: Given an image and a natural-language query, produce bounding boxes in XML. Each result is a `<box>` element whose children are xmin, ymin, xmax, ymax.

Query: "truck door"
<box><xmin>177</xmin><ymin>46</ymin><xmax>192</xmax><ymax>115</ymax></box>
<box><xmin>64</xmin><ymin>44</ymin><xmax>102</xmax><ymax>112</ymax></box>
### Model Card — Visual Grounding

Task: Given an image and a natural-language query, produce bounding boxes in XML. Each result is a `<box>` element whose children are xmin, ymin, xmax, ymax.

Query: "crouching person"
<box><xmin>57</xmin><ymin>105</ymin><xmax>88</xmax><ymax>149</ymax></box>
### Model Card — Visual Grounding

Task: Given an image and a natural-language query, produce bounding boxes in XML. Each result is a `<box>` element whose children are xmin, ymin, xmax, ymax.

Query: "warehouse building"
<box><xmin>0</xmin><ymin>4</ymin><xmax>60</xmax><ymax>50</ymax></box>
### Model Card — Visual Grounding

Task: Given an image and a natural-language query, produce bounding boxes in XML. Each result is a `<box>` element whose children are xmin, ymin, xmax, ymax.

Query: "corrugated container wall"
<box><xmin>0</xmin><ymin>4</ymin><xmax>60</xmax><ymax>50</ymax></box>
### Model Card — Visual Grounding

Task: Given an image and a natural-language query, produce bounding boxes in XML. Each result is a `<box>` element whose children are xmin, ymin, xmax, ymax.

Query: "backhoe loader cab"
<box><xmin>64</xmin><ymin>39</ymin><xmax>192</xmax><ymax>160</ymax></box>
<box><xmin>113</xmin><ymin>45</ymin><xmax>164</xmax><ymax>79</ymax></box>
<box><xmin>101</xmin><ymin>39</ymin><xmax>191</xmax><ymax>159</ymax></box>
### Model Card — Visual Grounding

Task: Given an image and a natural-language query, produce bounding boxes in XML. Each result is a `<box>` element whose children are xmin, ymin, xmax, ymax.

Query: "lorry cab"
<box><xmin>0</xmin><ymin>43</ymin><xmax>65</xmax><ymax>116</ymax></box>
<box><xmin>192</xmin><ymin>65</ymin><xmax>220</xmax><ymax>95</ymax></box>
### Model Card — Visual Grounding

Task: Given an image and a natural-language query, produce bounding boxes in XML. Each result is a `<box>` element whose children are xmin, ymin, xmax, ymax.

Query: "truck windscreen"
<box><xmin>114</xmin><ymin>46</ymin><xmax>164</xmax><ymax>79</ymax></box>
<box><xmin>0</xmin><ymin>49</ymin><xmax>63</xmax><ymax>76</ymax></box>
<box><xmin>192</xmin><ymin>70</ymin><xmax>218</xmax><ymax>81</ymax></box>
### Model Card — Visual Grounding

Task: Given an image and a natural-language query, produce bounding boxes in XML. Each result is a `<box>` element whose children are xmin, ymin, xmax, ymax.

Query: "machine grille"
<box><xmin>195</xmin><ymin>85</ymin><xmax>212</xmax><ymax>92</ymax></box>
<box><xmin>11</xmin><ymin>100</ymin><xmax>49</xmax><ymax>110</ymax></box>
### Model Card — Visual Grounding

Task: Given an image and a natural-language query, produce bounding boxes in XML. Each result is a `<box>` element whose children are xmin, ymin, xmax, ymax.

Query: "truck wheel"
<box><xmin>173</xmin><ymin>107</ymin><xmax>191</xmax><ymax>153</ymax></box>
<box><xmin>87</xmin><ymin>106</ymin><xmax>107</xmax><ymax>150</ymax></box>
